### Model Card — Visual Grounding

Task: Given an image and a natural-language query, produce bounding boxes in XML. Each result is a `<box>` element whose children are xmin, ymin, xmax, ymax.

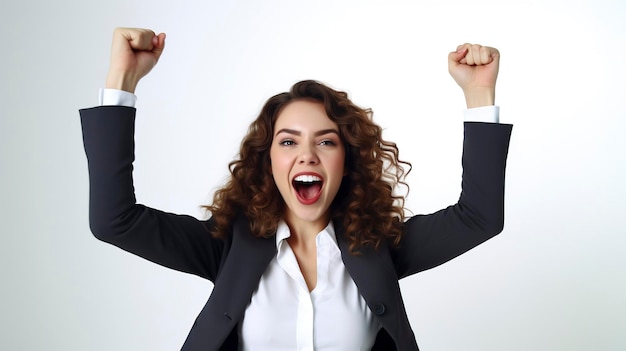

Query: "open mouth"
<box><xmin>292</xmin><ymin>174</ymin><xmax>323</xmax><ymax>204</ymax></box>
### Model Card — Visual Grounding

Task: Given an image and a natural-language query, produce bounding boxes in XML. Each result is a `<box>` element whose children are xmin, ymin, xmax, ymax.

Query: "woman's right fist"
<box><xmin>106</xmin><ymin>27</ymin><xmax>166</xmax><ymax>93</ymax></box>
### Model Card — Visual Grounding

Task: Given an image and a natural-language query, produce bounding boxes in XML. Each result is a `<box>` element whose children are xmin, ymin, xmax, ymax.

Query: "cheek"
<box><xmin>327</xmin><ymin>155</ymin><xmax>346</xmax><ymax>200</ymax></box>
<box><xmin>269</xmin><ymin>149</ymin><xmax>288</xmax><ymax>177</ymax></box>
<box><xmin>335</xmin><ymin>156</ymin><xmax>345</xmax><ymax>172</ymax></box>
<box><xmin>329</xmin><ymin>152</ymin><xmax>347</xmax><ymax>178</ymax></box>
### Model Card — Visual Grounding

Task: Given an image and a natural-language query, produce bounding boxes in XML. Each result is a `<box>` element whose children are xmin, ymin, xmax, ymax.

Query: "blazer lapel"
<box><xmin>334</xmin><ymin>219</ymin><xmax>405</xmax><ymax>341</ymax></box>
<box><xmin>183</xmin><ymin>216</ymin><xmax>276</xmax><ymax>350</ymax></box>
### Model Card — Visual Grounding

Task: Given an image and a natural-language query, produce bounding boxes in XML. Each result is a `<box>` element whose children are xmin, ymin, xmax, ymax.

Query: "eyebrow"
<box><xmin>274</xmin><ymin>128</ymin><xmax>340</xmax><ymax>137</ymax></box>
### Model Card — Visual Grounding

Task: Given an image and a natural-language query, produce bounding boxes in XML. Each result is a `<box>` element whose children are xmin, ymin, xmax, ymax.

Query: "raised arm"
<box><xmin>392</xmin><ymin>43</ymin><xmax>512</xmax><ymax>278</ymax></box>
<box><xmin>80</xmin><ymin>28</ymin><xmax>225</xmax><ymax>281</ymax></box>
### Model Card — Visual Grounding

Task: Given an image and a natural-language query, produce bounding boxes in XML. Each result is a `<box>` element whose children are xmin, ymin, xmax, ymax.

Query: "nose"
<box><xmin>298</xmin><ymin>144</ymin><xmax>319</xmax><ymax>165</ymax></box>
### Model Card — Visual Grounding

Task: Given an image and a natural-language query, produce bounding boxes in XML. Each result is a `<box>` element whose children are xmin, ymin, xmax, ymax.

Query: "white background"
<box><xmin>1</xmin><ymin>0</ymin><xmax>625</xmax><ymax>350</ymax></box>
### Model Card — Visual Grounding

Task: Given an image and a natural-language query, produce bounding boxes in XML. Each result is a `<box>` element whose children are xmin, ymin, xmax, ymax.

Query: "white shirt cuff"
<box><xmin>95</xmin><ymin>89</ymin><xmax>499</xmax><ymax>123</ymax></box>
<box><xmin>99</xmin><ymin>88</ymin><xmax>137</xmax><ymax>107</ymax></box>
<box><xmin>463</xmin><ymin>105</ymin><xmax>499</xmax><ymax>123</ymax></box>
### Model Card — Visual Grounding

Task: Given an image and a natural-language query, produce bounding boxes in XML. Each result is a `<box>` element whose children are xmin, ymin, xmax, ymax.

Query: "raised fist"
<box><xmin>448</xmin><ymin>43</ymin><xmax>500</xmax><ymax>108</ymax></box>
<box><xmin>105</xmin><ymin>27</ymin><xmax>166</xmax><ymax>93</ymax></box>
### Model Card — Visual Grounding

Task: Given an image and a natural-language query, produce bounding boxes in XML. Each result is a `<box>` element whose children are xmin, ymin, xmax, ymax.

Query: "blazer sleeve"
<box><xmin>79</xmin><ymin>106</ymin><xmax>225</xmax><ymax>282</ymax></box>
<box><xmin>392</xmin><ymin>122</ymin><xmax>513</xmax><ymax>279</ymax></box>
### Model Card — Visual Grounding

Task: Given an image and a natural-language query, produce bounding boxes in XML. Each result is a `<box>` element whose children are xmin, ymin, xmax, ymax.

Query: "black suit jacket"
<box><xmin>80</xmin><ymin>106</ymin><xmax>512</xmax><ymax>350</ymax></box>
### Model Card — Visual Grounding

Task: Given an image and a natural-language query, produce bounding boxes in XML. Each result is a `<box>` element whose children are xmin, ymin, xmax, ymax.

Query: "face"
<box><xmin>270</xmin><ymin>100</ymin><xmax>346</xmax><ymax>232</ymax></box>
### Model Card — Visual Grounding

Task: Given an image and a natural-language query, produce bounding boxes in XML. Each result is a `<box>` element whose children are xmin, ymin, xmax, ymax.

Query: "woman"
<box><xmin>80</xmin><ymin>28</ymin><xmax>512</xmax><ymax>350</ymax></box>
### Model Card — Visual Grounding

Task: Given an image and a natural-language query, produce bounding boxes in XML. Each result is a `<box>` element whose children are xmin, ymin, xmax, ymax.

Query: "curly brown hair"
<box><xmin>204</xmin><ymin>80</ymin><xmax>411</xmax><ymax>253</ymax></box>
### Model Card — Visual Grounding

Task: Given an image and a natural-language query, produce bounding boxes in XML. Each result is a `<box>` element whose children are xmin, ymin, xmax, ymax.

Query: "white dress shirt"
<box><xmin>97</xmin><ymin>88</ymin><xmax>500</xmax><ymax>350</ymax></box>
<box><xmin>238</xmin><ymin>221</ymin><xmax>380</xmax><ymax>351</ymax></box>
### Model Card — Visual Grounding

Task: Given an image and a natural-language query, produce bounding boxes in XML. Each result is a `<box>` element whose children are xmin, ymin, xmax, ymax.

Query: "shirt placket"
<box><xmin>276</xmin><ymin>240</ymin><xmax>315</xmax><ymax>351</ymax></box>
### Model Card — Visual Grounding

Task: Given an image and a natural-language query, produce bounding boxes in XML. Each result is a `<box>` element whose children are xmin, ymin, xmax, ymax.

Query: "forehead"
<box><xmin>274</xmin><ymin>100</ymin><xmax>337</xmax><ymax>131</ymax></box>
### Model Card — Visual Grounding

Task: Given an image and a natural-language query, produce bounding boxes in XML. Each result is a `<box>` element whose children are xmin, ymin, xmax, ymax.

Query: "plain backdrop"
<box><xmin>1</xmin><ymin>0</ymin><xmax>625</xmax><ymax>350</ymax></box>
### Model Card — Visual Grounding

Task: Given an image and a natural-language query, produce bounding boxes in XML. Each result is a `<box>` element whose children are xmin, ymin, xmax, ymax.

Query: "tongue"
<box><xmin>298</xmin><ymin>183</ymin><xmax>322</xmax><ymax>200</ymax></box>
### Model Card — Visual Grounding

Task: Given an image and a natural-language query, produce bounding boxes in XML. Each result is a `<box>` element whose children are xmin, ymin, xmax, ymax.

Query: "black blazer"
<box><xmin>80</xmin><ymin>106</ymin><xmax>512</xmax><ymax>350</ymax></box>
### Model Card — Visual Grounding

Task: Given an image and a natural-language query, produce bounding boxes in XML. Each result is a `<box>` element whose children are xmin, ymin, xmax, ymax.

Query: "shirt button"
<box><xmin>373</xmin><ymin>303</ymin><xmax>386</xmax><ymax>315</ymax></box>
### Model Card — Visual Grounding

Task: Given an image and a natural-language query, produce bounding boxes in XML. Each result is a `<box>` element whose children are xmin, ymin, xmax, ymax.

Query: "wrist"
<box><xmin>105</xmin><ymin>71</ymin><xmax>139</xmax><ymax>93</ymax></box>
<box><xmin>463</xmin><ymin>87</ymin><xmax>495</xmax><ymax>109</ymax></box>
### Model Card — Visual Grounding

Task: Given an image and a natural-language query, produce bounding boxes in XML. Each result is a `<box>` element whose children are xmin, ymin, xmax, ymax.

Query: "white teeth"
<box><xmin>294</xmin><ymin>175</ymin><xmax>322</xmax><ymax>183</ymax></box>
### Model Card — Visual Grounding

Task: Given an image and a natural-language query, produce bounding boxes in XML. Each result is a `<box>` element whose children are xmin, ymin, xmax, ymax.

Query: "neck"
<box><xmin>284</xmin><ymin>217</ymin><xmax>329</xmax><ymax>249</ymax></box>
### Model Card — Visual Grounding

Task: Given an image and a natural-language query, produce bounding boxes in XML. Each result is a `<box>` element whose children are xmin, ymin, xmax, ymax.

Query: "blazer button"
<box><xmin>373</xmin><ymin>303</ymin><xmax>386</xmax><ymax>315</ymax></box>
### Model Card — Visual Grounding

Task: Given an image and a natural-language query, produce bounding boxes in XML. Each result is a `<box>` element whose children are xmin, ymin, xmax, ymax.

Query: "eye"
<box><xmin>319</xmin><ymin>139</ymin><xmax>337</xmax><ymax>146</ymax></box>
<box><xmin>279</xmin><ymin>139</ymin><xmax>295</xmax><ymax>146</ymax></box>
